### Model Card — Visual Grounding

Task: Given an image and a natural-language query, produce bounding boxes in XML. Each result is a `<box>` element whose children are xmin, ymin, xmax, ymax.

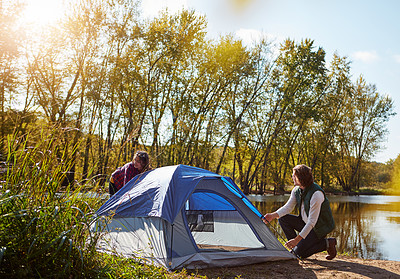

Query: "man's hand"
<box><xmin>263</xmin><ymin>212</ymin><xmax>278</xmax><ymax>224</ymax></box>
<box><xmin>285</xmin><ymin>235</ymin><xmax>303</xmax><ymax>249</ymax></box>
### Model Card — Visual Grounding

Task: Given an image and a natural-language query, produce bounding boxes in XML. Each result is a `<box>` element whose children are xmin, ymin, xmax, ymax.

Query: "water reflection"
<box><xmin>248</xmin><ymin>195</ymin><xmax>400</xmax><ymax>261</ymax></box>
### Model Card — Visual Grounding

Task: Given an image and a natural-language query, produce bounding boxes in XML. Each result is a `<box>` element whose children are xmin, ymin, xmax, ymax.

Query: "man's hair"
<box><xmin>293</xmin><ymin>164</ymin><xmax>314</xmax><ymax>188</ymax></box>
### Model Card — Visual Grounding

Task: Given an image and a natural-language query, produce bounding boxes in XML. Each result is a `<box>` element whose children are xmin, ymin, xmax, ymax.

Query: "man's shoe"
<box><xmin>326</xmin><ymin>238</ymin><xmax>337</xmax><ymax>260</ymax></box>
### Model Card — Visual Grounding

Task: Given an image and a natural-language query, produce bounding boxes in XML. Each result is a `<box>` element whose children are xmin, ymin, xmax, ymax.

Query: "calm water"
<box><xmin>248</xmin><ymin>194</ymin><xmax>400</xmax><ymax>261</ymax></box>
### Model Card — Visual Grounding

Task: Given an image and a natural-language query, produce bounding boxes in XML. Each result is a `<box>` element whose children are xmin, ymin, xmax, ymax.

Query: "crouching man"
<box><xmin>263</xmin><ymin>164</ymin><xmax>337</xmax><ymax>260</ymax></box>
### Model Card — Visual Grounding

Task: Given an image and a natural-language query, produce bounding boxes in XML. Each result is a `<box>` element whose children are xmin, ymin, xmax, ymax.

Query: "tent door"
<box><xmin>184</xmin><ymin>190</ymin><xmax>264</xmax><ymax>252</ymax></box>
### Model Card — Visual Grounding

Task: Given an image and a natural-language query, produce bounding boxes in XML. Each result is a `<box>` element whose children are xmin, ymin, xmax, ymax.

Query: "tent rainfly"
<box><xmin>91</xmin><ymin>164</ymin><xmax>295</xmax><ymax>270</ymax></box>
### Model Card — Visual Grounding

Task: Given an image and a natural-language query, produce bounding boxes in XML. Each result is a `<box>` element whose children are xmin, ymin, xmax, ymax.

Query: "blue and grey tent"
<box><xmin>91</xmin><ymin>165</ymin><xmax>295</xmax><ymax>270</ymax></box>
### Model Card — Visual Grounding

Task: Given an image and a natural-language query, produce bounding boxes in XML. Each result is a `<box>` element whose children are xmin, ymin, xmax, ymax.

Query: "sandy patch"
<box><xmin>191</xmin><ymin>253</ymin><xmax>400</xmax><ymax>279</ymax></box>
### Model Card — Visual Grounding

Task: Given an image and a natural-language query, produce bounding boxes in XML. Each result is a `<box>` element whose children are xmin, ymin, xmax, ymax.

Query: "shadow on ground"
<box><xmin>188</xmin><ymin>254</ymin><xmax>400</xmax><ymax>279</ymax></box>
<box><xmin>190</xmin><ymin>259</ymin><xmax>316</xmax><ymax>279</ymax></box>
<box><xmin>306</xmin><ymin>258</ymin><xmax>400</xmax><ymax>279</ymax></box>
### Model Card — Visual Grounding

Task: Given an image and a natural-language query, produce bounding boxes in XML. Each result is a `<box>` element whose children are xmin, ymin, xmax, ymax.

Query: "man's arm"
<box><xmin>263</xmin><ymin>186</ymin><xmax>298</xmax><ymax>223</ymax></box>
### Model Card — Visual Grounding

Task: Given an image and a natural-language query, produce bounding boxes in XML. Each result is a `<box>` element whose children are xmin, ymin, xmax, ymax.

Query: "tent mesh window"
<box><xmin>186</xmin><ymin>210</ymin><xmax>214</xmax><ymax>232</ymax></box>
<box><xmin>185</xmin><ymin>191</ymin><xmax>264</xmax><ymax>252</ymax></box>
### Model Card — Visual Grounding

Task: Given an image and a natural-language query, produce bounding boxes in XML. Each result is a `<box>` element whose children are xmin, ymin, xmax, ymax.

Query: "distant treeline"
<box><xmin>0</xmin><ymin>0</ymin><xmax>396</xmax><ymax>194</ymax></box>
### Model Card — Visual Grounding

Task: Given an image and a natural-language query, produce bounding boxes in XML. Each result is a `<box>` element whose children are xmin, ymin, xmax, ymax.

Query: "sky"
<box><xmin>22</xmin><ymin>0</ymin><xmax>400</xmax><ymax>163</ymax></box>
<box><xmin>141</xmin><ymin>0</ymin><xmax>400</xmax><ymax>163</ymax></box>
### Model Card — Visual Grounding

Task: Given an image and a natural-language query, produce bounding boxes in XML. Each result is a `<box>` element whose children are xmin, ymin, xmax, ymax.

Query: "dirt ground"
<box><xmin>191</xmin><ymin>253</ymin><xmax>400</xmax><ymax>279</ymax></box>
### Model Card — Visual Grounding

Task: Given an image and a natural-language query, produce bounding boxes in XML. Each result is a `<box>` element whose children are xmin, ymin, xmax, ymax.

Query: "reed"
<box><xmin>0</xmin><ymin>132</ymin><xmax>104</xmax><ymax>278</ymax></box>
<box><xmin>0</xmin><ymin>131</ymin><xmax>201</xmax><ymax>278</ymax></box>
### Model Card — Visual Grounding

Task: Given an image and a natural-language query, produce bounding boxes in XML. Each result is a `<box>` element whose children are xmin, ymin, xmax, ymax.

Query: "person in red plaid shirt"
<box><xmin>109</xmin><ymin>150</ymin><xmax>151</xmax><ymax>196</ymax></box>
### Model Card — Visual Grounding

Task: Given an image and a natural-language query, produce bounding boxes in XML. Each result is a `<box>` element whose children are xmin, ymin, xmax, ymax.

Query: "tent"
<box><xmin>91</xmin><ymin>164</ymin><xmax>295</xmax><ymax>270</ymax></box>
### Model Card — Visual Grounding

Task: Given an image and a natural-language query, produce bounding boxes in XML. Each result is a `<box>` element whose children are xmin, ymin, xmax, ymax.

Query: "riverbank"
<box><xmin>260</xmin><ymin>187</ymin><xmax>400</xmax><ymax>196</ymax></box>
<box><xmin>191</xmin><ymin>253</ymin><xmax>400</xmax><ymax>279</ymax></box>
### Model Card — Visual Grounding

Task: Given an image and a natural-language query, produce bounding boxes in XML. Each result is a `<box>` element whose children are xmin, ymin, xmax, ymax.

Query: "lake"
<box><xmin>247</xmin><ymin>194</ymin><xmax>400</xmax><ymax>261</ymax></box>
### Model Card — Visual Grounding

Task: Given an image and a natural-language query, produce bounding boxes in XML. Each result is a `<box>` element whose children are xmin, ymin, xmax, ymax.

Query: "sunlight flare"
<box><xmin>21</xmin><ymin>0</ymin><xmax>66</xmax><ymax>27</ymax></box>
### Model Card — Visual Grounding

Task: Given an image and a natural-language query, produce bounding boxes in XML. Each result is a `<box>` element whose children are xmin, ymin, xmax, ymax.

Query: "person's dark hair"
<box><xmin>135</xmin><ymin>150</ymin><xmax>151</xmax><ymax>171</ymax></box>
<box><xmin>293</xmin><ymin>164</ymin><xmax>314</xmax><ymax>188</ymax></box>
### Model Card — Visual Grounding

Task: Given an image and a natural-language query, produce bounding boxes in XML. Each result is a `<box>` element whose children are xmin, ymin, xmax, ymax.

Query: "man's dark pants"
<box><xmin>279</xmin><ymin>214</ymin><xmax>327</xmax><ymax>258</ymax></box>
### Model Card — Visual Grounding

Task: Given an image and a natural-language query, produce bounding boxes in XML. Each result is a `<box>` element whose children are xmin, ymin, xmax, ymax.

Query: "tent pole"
<box><xmin>169</xmin><ymin>223</ymin><xmax>174</xmax><ymax>268</ymax></box>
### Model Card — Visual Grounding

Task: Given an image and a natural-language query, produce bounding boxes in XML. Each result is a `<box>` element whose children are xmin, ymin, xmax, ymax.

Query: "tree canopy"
<box><xmin>1</xmin><ymin>0</ymin><xmax>396</xmax><ymax>193</ymax></box>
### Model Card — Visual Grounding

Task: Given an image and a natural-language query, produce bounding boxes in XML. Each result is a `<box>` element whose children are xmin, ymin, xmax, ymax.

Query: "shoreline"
<box><xmin>251</xmin><ymin>189</ymin><xmax>400</xmax><ymax>196</ymax></box>
<box><xmin>192</xmin><ymin>253</ymin><xmax>400</xmax><ymax>278</ymax></box>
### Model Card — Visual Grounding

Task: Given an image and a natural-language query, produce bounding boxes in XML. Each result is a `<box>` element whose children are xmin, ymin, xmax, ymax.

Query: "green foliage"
<box><xmin>96</xmin><ymin>253</ymin><xmax>204</xmax><ymax>279</ymax></box>
<box><xmin>389</xmin><ymin>154</ymin><xmax>400</xmax><ymax>194</ymax></box>
<box><xmin>2</xmin><ymin>0</ymin><xmax>396</xmax><ymax>195</ymax></box>
<box><xmin>0</xmin><ymin>130</ymin><xmax>197</xmax><ymax>279</ymax></box>
<box><xmin>0</xmin><ymin>132</ymin><xmax>104</xmax><ymax>278</ymax></box>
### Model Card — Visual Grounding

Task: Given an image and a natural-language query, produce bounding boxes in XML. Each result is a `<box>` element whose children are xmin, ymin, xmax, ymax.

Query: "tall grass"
<box><xmin>0</xmin><ymin>132</ymin><xmax>204</xmax><ymax>278</ymax></box>
<box><xmin>0</xmin><ymin>132</ymin><xmax>104</xmax><ymax>278</ymax></box>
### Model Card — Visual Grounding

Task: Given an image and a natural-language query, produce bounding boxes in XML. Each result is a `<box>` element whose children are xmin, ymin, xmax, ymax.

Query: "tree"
<box><xmin>0</xmin><ymin>1</ymin><xmax>24</xmax><ymax>154</ymax></box>
<box><xmin>26</xmin><ymin>0</ymin><xmax>111</xmax><ymax>184</ymax></box>
<box><xmin>253</xmin><ymin>39</ymin><xmax>326</xmax><ymax>194</ymax></box>
<box><xmin>142</xmin><ymin>10</ymin><xmax>207</xmax><ymax>167</ymax></box>
<box><xmin>301</xmin><ymin>53</ymin><xmax>353</xmax><ymax>187</ymax></box>
<box><xmin>389</xmin><ymin>154</ymin><xmax>400</xmax><ymax>193</ymax></box>
<box><xmin>3</xmin><ymin>1</ymin><xmax>396</xmax><ymax>193</ymax></box>
<box><xmin>334</xmin><ymin>77</ymin><xmax>395</xmax><ymax>191</ymax></box>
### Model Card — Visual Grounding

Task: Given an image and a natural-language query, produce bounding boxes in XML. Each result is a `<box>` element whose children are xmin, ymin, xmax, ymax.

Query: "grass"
<box><xmin>0</xmin><ymin>132</ymin><xmax>103</xmax><ymax>278</ymax></box>
<box><xmin>96</xmin><ymin>253</ymin><xmax>206</xmax><ymax>279</ymax></box>
<box><xmin>0</xmin><ymin>132</ymin><xmax>198</xmax><ymax>278</ymax></box>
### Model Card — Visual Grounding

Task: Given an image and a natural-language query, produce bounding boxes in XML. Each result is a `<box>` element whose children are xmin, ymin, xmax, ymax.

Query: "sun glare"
<box><xmin>21</xmin><ymin>0</ymin><xmax>65</xmax><ymax>27</ymax></box>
